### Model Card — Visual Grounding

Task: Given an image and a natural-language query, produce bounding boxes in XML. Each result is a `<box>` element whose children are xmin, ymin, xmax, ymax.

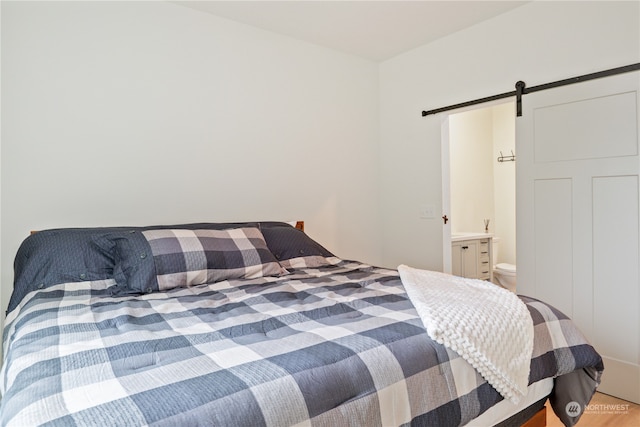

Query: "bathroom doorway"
<box><xmin>442</xmin><ymin>101</ymin><xmax>516</xmax><ymax>277</ymax></box>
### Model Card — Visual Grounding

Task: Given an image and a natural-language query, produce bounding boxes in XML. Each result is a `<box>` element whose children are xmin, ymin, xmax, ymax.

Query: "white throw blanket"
<box><xmin>398</xmin><ymin>265</ymin><xmax>534</xmax><ymax>404</ymax></box>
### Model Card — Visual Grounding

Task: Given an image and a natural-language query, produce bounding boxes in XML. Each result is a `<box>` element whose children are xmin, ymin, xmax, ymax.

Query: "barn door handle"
<box><xmin>442</xmin><ymin>215</ymin><xmax>449</xmax><ymax>224</ymax></box>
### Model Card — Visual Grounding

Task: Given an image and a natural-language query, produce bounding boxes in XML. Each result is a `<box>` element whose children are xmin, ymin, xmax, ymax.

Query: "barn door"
<box><xmin>516</xmin><ymin>71</ymin><xmax>640</xmax><ymax>403</ymax></box>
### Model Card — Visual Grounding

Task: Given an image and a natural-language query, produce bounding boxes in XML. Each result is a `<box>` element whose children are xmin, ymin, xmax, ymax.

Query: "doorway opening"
<box><xmin>442</xmin><ymin>101</ymin><xmax>516</xmax><ymax>287</ymax></box>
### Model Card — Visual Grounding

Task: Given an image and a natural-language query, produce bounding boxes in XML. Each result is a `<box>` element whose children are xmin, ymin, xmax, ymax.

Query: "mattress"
<box><xmin>470</xmin><ymin>378</ymin><xmax>553</xmax><ymax>426</ymax></box>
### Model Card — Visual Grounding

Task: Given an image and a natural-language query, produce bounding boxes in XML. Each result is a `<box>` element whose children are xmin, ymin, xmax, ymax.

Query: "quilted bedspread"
<box><xmin>0</xmin><ymin>262</ymin><xmax>603</xmax><ymax>426</ymax></box>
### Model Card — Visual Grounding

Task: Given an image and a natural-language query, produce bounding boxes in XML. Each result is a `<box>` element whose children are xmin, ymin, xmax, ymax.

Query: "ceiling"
<box><xmin>176</xmin><ymin>1</ymin><xmax>529</xmax><ymax>62</ymax></box>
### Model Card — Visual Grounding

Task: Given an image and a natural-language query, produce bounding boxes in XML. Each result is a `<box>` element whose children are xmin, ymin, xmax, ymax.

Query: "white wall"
<box><xmin>379</xmin><ymin>1</ymin><xmax>639</xmax><ymax>270</ymax></box>
<box><xmin>1</xmin><ymin>1</ymin><xmax>381</xmax><ymax>321</ymax></box>
<box><xmin>492</xmin><ymin>102</ymin><xmax>516</xmax><ymax>265</ymax></box>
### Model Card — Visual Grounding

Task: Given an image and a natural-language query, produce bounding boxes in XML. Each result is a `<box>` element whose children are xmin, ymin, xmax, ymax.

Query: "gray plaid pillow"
<box><xmin>142</xmin><ymin>227</ymin><xmax>287</xmax><ymax>290</ymax></box>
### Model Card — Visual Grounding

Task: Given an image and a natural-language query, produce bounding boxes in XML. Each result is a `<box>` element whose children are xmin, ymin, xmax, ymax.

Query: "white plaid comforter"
<box><xmin>0</xmin><ymin>262</ymin><xmax>603</xmax><ymax>426</ymax></box>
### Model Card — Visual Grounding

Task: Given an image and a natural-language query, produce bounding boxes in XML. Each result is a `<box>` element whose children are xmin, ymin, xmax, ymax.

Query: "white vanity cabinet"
<box><xmin>451</xmin><ymin>234</ymin><xmax>492</xmax><ymax>281</ymax></box>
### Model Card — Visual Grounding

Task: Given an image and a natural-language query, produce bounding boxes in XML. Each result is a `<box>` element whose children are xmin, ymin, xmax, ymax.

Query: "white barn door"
<box><xmin>516</xmin><ymin>71</ymin><xmax>640</xmax><ymax>403</ymax></box>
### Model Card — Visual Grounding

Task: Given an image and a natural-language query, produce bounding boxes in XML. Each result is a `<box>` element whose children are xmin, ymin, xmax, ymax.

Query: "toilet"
<box><xmin>492</xmin><ymin>237</ymin><xmax>517</xmax><ymax>292</ymax></box>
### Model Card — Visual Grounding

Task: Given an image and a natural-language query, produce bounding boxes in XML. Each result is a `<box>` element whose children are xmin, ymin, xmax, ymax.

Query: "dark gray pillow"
<box><xmin>9</xmin><ymin>227</ymin><xmax>130</xmax><ymax>313</ymax></box>
<box><xmin>259</xmin><ymin>223</ymin><xmax>340</xmax><ymax>268</ymax></box>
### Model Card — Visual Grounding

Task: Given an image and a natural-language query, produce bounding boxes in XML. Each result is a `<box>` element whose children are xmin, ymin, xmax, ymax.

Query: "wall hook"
<box><xmin>497</xmin><ymin>150</ymin><xmax>516</xmax><ymax>163</ymax></box>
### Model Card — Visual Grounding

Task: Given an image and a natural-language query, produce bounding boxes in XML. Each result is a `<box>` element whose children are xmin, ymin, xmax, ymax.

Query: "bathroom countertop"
<box><xmin>451</xmin><ymin>232</ymin><xmax>493</xmax><ymax>242</ymax></box>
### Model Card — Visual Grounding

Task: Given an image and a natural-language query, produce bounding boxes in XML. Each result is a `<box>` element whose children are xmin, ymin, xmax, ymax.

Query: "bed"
<box><xmin>0</xmin><ymin>221</ymin><xmax>603</xmax><ymax>426</ymax></box>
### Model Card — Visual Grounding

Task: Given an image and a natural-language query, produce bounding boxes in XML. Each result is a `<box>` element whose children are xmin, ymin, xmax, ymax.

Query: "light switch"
<box><xmin>420</xmin><ymin>204</ymin><xmax>436</xmax><ymax>219</ymax></box>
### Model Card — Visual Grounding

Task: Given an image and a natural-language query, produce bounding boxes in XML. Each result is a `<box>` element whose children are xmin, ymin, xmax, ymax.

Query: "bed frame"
<box><xmin>525</xmin><ymin>406</ymin><xmax>546</xmax><ymax>427</ymax></box>
<box><xmin>494</xmin><ymin>398</ymin><xmax>547</xmax><ymax>427</ymax></box>
<box><xmin>32</xmin><ymin>220</ymin><xmax>305</xmax><ymax>235</ymax></box>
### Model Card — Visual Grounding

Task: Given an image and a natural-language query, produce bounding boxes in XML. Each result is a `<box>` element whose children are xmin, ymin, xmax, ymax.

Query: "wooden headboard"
<box><xmin>32</xmin><ymin>221</ymin><xmax>305</xmax><ymax>235</ymax></box>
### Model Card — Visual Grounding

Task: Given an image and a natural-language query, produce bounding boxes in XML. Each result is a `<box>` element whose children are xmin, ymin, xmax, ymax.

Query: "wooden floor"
<box><xmin>545</xmin><ymin>392</ymin><xmax>640</xmax><ymax>426</ymax></box>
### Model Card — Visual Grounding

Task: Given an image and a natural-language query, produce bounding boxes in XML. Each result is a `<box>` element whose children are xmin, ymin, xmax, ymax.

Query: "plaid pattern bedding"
<box><xmin>142</xmin><ymin>228</ymin><xmax>286</xmax><ymax>290</ymax></box>
<box><xmin>0</xmin><ymin>262</ymin><xmax>603</xmax><ymax>427</ymax></box>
